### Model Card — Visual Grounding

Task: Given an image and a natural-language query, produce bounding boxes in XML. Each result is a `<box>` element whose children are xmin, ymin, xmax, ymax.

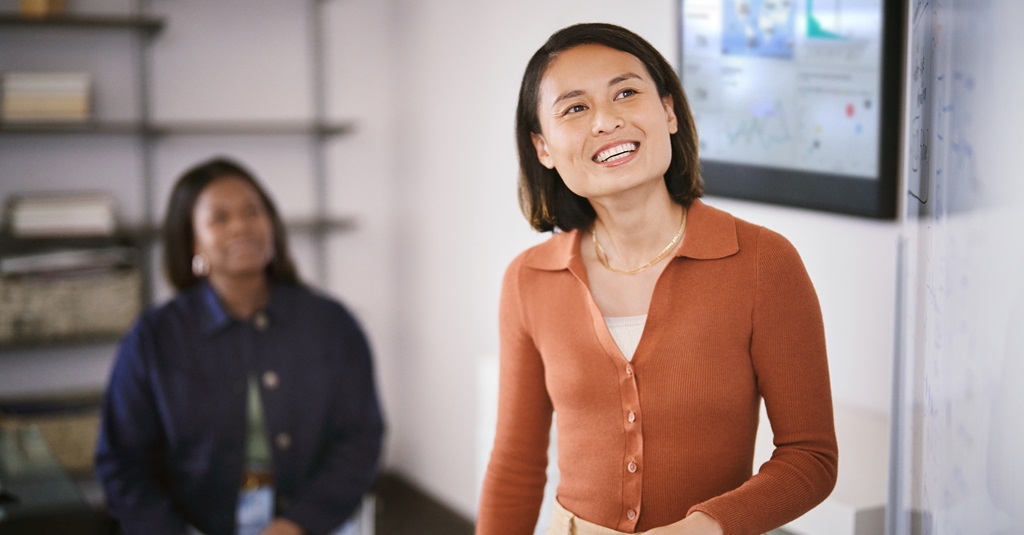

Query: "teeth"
<box><xmin>595</xmin><ymin>143</ymin><xmax>638</xmax><ymax>163</ymax></box>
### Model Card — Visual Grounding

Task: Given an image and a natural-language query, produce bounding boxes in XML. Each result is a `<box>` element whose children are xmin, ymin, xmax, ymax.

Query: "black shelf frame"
<box><xmin>0</xmin><ymin>120</ymin><xmax>357</xmax><ymax>137</ymax></box>
<box><xmin>1</xmin><ymin>1</ymin><xmax>355</xmax><ymax>353</ymax></box>
<box><xmin>0</xmin><ymin>13</ymin><xmax>164</xmax><ymax>32</ymax></box>
<box><xmin>0</xmin><ymin>215</ymin><xmax>357</xmax><ymax>248</ymax></box>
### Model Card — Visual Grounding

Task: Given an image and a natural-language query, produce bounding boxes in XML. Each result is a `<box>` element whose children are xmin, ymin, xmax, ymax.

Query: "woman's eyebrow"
<box><xmin>608</xmin><ymin>72</ymin><xmax>642</xmax><ymax>86</ymax></box>
<box><xmin>550</xmin><ymin>72</ymin><xmax>644</xmax><ymax>110</ymax></box>
<box><xmin>552</xmin><ymin>89</ymin><xmax>585</xmax><ymax>109</ymax></box>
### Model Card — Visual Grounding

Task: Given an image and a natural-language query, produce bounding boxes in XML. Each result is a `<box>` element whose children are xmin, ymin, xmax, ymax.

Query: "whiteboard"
<box><xmin>893</xmin><ymin>1</ymin><xmax>1024</xmax><ymax>534</ymax></box>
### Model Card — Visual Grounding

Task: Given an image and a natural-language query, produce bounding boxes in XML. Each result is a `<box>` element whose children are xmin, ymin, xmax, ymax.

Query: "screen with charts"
<box><xmin>679</xmin><ymin>0</ymin><xmax>902</xmax><ymax>218</ymax></box>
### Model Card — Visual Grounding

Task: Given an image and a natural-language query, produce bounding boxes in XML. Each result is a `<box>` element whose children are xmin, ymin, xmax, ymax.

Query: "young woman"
<box><xmin>96</xmin><ymin>158</ymin><xmax>384</xmax><ymax>535</ymax></box>
<box><xmin>477</xmin><ymin>23</ymin><xmax>837</xmax><ymax>535</ymax></box>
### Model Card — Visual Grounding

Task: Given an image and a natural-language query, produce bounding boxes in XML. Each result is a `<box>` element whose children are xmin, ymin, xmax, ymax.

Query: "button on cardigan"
<box><xmin>477</xmin><ymin>200</ymin><xmax>838</xmax><ymax>535</ymax></box>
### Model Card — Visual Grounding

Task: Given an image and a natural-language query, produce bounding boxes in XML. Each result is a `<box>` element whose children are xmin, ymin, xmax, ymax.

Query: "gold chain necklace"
<box><xmin>591</xmin><ymin>208</ymin><xmax>687</xmax><ymax>275</ymax></box>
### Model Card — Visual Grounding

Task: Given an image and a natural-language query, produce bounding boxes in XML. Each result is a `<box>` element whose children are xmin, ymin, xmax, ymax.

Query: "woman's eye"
<box><xmin>616</xmin><ymin>88</ymin><xmax>638</xmax><ymax>99</ymax></box>
<box><xmin>563</xmin><ymin>104</ymin><xmax>586</xmax><ymax>115</ymax></box>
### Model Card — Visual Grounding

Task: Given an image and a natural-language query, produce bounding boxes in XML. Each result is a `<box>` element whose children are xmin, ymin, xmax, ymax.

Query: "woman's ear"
<box><xmin>531</xmin><ymin>132</ymin><xmax>555</xmax><ymax>169</ymax></box>
<box><xmin>662</xmin><ymin>95</ymin><xmax>678</xmax><ymax>134</ymax></box>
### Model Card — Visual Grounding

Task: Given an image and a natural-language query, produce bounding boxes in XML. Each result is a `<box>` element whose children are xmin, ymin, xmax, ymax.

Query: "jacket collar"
<box><xmin>192</xmin><ymin>279</ymin><xmax>296</xmax><ymax>337</ymax></box>
<box><xmin>522</xmin><ymin>198</ymin><xmax>740</xmax><ymax>272</ymax></box>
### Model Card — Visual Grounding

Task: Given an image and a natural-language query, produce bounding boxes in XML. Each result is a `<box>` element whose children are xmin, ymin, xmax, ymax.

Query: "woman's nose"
<box><xmin>227</xmin><ymin>214</ymin><xmax>253</xmax><ymax>234</ymax></box>
<box><xmin>591</xmin><ymin>103</ymin><xmax>624</xmax><ymax>135</ymax></box>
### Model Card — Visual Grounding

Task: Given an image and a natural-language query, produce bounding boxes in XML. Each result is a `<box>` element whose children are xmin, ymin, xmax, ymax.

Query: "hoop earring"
<box><xmin>192</xmin><ymin>254</ymin><xmax>210</xmax><ymax>277</ymax></box>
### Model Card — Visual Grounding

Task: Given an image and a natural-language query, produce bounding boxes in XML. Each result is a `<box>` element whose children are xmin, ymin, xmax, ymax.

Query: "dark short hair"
<box><xmin>162</xmin><ymin>157</ymin><xmax>300</xmax><ymax>292</ymax></box>
<box><xmin>516</xmin><ymin>22</ymin><xmax>704</xmax><ymax>232</ymax></box>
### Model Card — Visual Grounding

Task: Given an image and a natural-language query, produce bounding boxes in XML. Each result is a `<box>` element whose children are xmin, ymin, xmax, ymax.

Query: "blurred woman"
<box><xmin>96</xmin><ymin>157</ymin><xmax>384</xmax><ymax>535</ymax></box>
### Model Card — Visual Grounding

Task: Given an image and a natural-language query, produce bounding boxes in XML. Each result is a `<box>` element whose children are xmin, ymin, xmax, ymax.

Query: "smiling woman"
<box><xmin>477</xmin><ymin>23</ymin><xmax>838</xmax><ymax>535</ymax></box>
<box><xmin>95</xmin><ymin>157</ymin><xmax>385</xmax><ymax>535</ymax></box>
<box><xmin>190</xmin><ymin>176</ymin><xmax>276</xmax><ymax>297</ymax></box>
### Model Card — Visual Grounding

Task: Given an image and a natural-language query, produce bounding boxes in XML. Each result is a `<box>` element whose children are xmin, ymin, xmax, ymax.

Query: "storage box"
<box><xmin>0</xmin><ymin>391</ymin><xmax>103</xmax><ymax>475</ymax></box>
<box><xmin>0</xmin><ymin>267</ymin><xmax>142</xmax><ymax>345</ymax></box>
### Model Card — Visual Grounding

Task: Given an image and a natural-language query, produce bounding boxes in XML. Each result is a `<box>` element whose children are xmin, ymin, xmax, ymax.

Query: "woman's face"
<box><xmin>531</xmin><ymin>43</ymin><xmax>678</xmax><ymax>202</ymax></box>
<box><xmin>192</xmin><ymin>175</ymin><xmax>275</xmax><ymax>281</ymax></box>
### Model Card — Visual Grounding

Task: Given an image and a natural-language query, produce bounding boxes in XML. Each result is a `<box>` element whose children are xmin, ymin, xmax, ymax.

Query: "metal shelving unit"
<box><xmin>0</xmin><ymin>0</ymin><xmax>355</xmax><ymax>345</ymax></box>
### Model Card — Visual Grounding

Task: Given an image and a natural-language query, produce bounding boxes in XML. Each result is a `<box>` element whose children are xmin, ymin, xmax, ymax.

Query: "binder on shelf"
<box><xmin>1</xmin><ymin>71</ymin><xmax>91</xmax><ymax>124</ymax></box>
<box><xmin>4</xmin><ymin>192</ymin><xmax>117</xmax><ymax>238</ymax></box>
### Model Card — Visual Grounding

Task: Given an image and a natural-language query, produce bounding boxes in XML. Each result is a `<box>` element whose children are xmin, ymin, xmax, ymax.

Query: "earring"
<box><xmin>192</xmin><ymin>254</ymin><xmax>210</xmax><ymax>277</ymax></box>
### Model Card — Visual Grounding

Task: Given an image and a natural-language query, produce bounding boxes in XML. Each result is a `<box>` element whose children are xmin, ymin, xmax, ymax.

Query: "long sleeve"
<box><xmin>476</xmin><ymin>254</ymin><xmax>554</xmax><ymax>535</ymax></box>
<box><xmin>95</xmin><ymin>318</ymin><xmax>188</xmax><ymax>535</ymax></box>
<box><xmin>688</xmin><ymin>228</ymin><xmax>838</xmax><ymax>534</ymax></box>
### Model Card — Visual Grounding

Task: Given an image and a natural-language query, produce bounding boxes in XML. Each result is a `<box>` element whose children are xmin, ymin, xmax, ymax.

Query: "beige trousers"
<box><xmin>546</xmin><ymin>500</ymin><xmax>765</xmax><ymax>535</ymax></box>
<box><xmin>546</xmin><ymin>500</ymin><xmax>636</xmax><ymax>535</ymax></box>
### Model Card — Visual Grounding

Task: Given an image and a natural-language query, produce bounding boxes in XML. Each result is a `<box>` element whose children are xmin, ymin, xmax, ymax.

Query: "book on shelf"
<box><xmin>4</xmin><ymin>192</ymin><xmax>117</xmax><ymax>238</ymax></box>
<box><xmin>1</xmin><ymin>71</ymin><xmax>91</xmax><ymax>124</ymax></box>
<box><xmin>19</xmin><ymin>0</ymin><xmax>66</xmax><ymax>18</ymax></box>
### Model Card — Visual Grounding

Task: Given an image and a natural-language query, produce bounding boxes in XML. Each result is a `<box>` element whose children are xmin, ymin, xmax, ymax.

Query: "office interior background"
<box><xmin>1</xmin><ymin>0</ymin><xmax>1021</xmax><ymax>534</ymax></box>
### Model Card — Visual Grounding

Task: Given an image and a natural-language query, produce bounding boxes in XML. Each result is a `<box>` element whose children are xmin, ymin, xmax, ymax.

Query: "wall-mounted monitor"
<box><xmin>678</xmin><ymin>0</ymin><xmax>904</xmax><ymax>219</ymax></box>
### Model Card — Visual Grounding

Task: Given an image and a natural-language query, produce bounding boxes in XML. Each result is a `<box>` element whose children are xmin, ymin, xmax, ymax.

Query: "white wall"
<box><xmin>388</xmin><ymin>0</ymin><xmax>900</xmax><ymax>520</ymax></box>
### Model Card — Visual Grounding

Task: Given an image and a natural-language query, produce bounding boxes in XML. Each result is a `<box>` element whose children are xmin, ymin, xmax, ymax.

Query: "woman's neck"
<box><xmin>208</xmin><ymin>273</ymin><xmax>270</xmax><ymax>320</ymax></box>
<box><xmin>590</xmin><ymin>191</ymin><xmax>685</xmax><ymax>268</ymax></box>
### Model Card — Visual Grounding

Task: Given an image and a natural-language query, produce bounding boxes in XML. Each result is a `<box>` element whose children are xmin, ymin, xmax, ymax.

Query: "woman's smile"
<box><xmin>593</xmin><ymin>141</ymin><xmax>640</xmax><ymax>164</ymax></box>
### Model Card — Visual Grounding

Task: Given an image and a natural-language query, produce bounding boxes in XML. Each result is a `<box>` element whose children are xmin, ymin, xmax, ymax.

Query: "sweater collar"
<box><xmin>522</xmin><ymin>198</ymin><xmax>740</xmax><ymax>272</ymax></box>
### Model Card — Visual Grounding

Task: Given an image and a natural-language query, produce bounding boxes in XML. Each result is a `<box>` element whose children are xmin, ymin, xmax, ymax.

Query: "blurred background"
<box><xmin>1</xmin><ymin>1</ymin><xmax>1021</xmax><ymax>534</ymax></box>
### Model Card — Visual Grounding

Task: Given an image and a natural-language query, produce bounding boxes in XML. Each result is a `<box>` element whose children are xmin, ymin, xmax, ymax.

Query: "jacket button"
<box><xmin>627</xmin><ymin>509</ymin><xmax>636</xmax><ymax>521</ymax></box>
<box><xmin>253</xmin><ymin>311</ymin><xmax>269</xmax><ymax>330</ymax></box>
<box><xmin>262</xmin><ymin>370</ymin><xmax>280</xmax><ymax>390</ymax></box>
<box><xmin>275</xmin><ymin>432</ymin><xmax>292</xmax><ymax>450</ymax></box>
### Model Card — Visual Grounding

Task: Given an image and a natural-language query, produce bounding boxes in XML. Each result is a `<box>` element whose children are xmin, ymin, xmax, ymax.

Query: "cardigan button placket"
<box><xmin>618</xmin><ymin>361</ymin><xmax>643</xmax><ymax>532</ymax></box>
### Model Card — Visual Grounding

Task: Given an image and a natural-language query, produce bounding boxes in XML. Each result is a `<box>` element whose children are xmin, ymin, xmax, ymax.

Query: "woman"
<box><xmin>477</xmin><ymin>23</ymin><xmax>837</xmax><ymax>535</ymax></box>
<box><xmin>96</xmin><ymin>157</ymin><xmax>384</xmax><ymax>535</ymax></box>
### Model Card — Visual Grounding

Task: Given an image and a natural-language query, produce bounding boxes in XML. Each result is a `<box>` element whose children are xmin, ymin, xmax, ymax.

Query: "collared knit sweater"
<box><xmin>477</xmin><ymin>200</ymin><xmax>838</xmax><ymax>535</ymax></box>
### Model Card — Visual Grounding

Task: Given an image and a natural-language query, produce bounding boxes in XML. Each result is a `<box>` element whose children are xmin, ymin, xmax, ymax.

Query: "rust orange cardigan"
<box><xmin>477</xmin><ymin>200</ymin><xmax>838</xmax><ymax>535</ymax></box>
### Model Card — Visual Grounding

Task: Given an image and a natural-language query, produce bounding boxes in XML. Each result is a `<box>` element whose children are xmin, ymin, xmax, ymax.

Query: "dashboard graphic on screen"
<box><xmin>679</xmin><ymin>0</ymin><xmax>903</xmax><ymax>218</ymax></box>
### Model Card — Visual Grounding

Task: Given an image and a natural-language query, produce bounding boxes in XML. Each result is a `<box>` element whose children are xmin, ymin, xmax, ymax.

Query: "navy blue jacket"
<box><xmin>95</xmin><ymin>281</ymin><xmax>384</xmax><ymax>535</ymax></box>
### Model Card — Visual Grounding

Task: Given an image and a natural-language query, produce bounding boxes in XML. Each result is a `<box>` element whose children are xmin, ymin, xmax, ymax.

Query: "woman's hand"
<box><xmin>261</xmin><ymin>518</ymin><xmax>305</xmax><ymax>535</ymax></box>
<box><xmin>642</xmin><ymin>511</ymin><xmax>724</xmax><ymax>535</ymax></box>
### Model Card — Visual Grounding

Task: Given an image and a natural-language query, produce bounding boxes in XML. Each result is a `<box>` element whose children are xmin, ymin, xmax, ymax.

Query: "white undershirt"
<box><xmin>604</xmin><ymin>314</ymin><xmax>647</xmax><ymax>361</ymax></box>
